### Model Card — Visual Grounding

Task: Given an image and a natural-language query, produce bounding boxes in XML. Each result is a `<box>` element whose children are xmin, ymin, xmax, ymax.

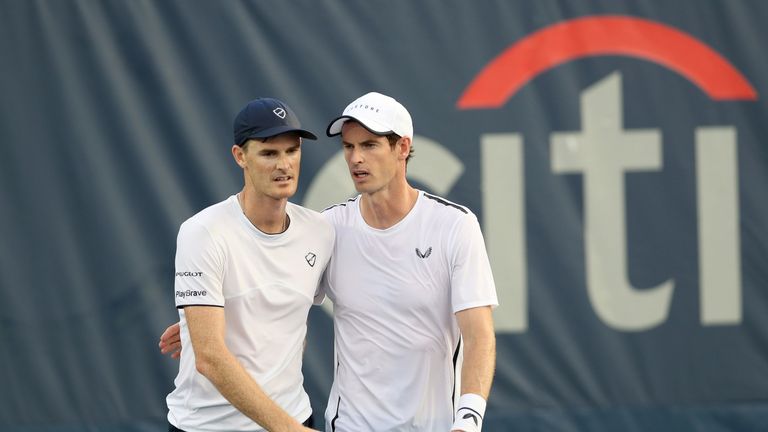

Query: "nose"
<box><xmin>276</xmin><ymin>152</ymin><xmax>291</xmax><ymax>170</ymax></box>
<box><xmin>348</xmin><ymin>146</ymin><xmax>364</xmax><ymax>165</ymax></box>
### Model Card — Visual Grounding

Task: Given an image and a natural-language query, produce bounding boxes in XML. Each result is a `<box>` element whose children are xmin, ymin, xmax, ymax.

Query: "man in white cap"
<box><xmin>321</xmin><ymin>92</ymin><xmax>497</xmax><ymax>432</ymax></box>
<box><xmin>164</xmin><ymin>97</ymin><xmax>332</xmax><ymax>432</ymax></box>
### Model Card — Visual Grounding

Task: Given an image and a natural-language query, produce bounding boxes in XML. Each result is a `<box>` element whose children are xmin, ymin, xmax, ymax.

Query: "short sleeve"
<box><xmin>314</xmin><ymin>268</ymin><xmax>329</xmax><ymax>306</ymax></box>
<box><xmin>315</xmin><ymin>208</ymin><xmax>340</xmax><ymax>306</ymax></box>
<box><xmin>449</xmin><ymin>214</ymin><xmax>499</xmax><ymax>313</ymax></box>
<box><xmin>174</xmin><ymin>220</ymin><xmax>225</xmax><ymax>308</ymax></box>
<box><xmin>313</xmin><ymin>216</ymin><xmax>336</xmax><ymax>306</ymax></box>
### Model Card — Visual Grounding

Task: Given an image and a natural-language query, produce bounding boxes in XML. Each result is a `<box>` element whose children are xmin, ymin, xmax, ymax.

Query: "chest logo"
<box><xmin>305</xmin><ymin>252</ymin><xmax>317</xmax><ymax>267</ymax></box>
<box><xmin>415</xmin><ymin>247</ymin><xmax>432</xmax><ymax>259</ymax></box>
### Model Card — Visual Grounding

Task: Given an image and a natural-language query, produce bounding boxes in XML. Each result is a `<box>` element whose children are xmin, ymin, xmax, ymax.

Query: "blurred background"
<box><xmin>1</xmin><ymin>1</ymin><xmax>767</xmax><ymax>430</ymax></box>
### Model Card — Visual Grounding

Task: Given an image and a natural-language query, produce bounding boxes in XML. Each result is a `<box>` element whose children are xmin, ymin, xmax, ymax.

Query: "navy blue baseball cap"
<box><xmin>233</xmin><ymin>97</ymin><xmax>318</xmax><ymax>145</ymax></box>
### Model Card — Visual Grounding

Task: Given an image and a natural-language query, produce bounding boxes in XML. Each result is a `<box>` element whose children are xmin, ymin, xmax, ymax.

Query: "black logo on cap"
<box><xmin>415</xmin><ymin>247</ymin><xmax>432</xmax><ymax>259</ymax></box>
<box><xmin>273</xmin><ymin>108</ymin><xmax>286</xmax><ymax>119</ymax></box>
<box><xmin>351</xmin><ymin>103</ymin><xmax>380</xmax><ymax>113</ymax></box>
<box><xmin>305</xmin><ymin>252</ymin><xmax>317</xmax><ymax>267</ymax></box>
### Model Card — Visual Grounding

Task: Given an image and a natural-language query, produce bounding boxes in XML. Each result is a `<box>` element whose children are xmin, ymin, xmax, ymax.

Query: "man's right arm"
<box><xmin>184</xmin><ymin>305</ymin><xmax>316</xmax><ymax>432</ymax></box>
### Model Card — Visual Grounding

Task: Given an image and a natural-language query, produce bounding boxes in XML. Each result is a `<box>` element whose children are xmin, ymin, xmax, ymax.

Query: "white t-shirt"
<box><xmin>321</xmin><ymin>191</ymin><xmax>498</xmax><ymax>432</ymax></box>
<box><xmin>167</xmin><ymin>196</ymin><xmax>334</xmax><ymax>432</ymax></box>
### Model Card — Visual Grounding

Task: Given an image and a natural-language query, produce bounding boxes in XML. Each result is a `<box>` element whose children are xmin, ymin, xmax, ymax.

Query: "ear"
<box><xmin>398</xmin><ymin>136</ymin><xmax>412</xmax><ymax>161</ymax></box>
<box><xmin>232</xmin><ymin>144</ymin><xmax>247</xmax><ymax>168</ymax></box>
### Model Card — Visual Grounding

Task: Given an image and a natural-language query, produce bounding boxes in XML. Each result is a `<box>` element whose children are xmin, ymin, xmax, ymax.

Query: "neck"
<box><xmin>238</xmin><ymin>189</ymin><xmax>289</xmax><ymax>234</ymax></box>
<box><xmin>360</xmin><ymin>179</ymin><xmax>419</xmax><ymax>229</ymax></box>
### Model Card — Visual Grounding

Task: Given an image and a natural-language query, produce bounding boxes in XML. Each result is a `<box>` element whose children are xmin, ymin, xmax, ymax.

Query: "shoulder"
<box><xmin>420</xmin><ymin>192</ymin><xmax>474</xmax><ymax>219</ymax></box>
<box><xmin>418</xmin><ymin>192</ymin><xmax>481</xmax><ymax>238</ymax></box>
<box><xmin>181</xmin><ymin>197</ymin><xmax>231</xmax><ymax>228</ymax></box>
<box><xmin>287</xmin><ymin>201</ymin><xmax>324</xmax><ymax>219</ymax></box>
<box><xmin>287</xmin><ymin>202</ymin><xmax>334</xmax><ymax>232</ymax></box>
<box><xmin>320</xmin><ymin>195</ymin><xmax>360</xmax><ymax>223</ymax></box>
<box><xmin>178</xmin><ymin>197</ymin><xmax>236</xmax><ymax>239</ymax></box>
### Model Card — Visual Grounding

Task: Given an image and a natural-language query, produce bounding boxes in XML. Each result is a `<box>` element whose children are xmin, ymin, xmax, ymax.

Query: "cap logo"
<box><xmin>351</xmin><ymin>103</ymin><xmax>379</xmax><ymax>113</ymax></box>
<box><xmin>273</xmin><ymin>108</ymin><xmax>286</xmax><ymax>119</ymax></box>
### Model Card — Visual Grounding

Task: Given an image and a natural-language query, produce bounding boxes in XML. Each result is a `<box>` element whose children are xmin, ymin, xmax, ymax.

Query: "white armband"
<box><xmin>451</xmin><ymin>393</ymin><xmax>486</xmax><ymax>431</ymax></box>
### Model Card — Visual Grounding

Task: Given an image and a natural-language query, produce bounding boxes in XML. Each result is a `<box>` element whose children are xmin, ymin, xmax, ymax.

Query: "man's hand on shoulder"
<box><xmin>158</xmin><ymin>321</ymin><xmax>182</xmax><ymax>359</ymax></box>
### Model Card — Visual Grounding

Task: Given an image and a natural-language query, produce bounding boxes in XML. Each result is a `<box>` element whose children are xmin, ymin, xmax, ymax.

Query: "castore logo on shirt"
<box><xmin>415</xmin><ymin>247</ymin><xmax>432</xmax><ymax>259</ymax></box>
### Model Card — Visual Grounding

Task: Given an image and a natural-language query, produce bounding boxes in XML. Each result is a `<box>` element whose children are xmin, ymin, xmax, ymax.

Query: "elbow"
<box><xmin>194</xmin><ymin>350</ymin><xmax>219</xmax><ymax>377</ymax></box>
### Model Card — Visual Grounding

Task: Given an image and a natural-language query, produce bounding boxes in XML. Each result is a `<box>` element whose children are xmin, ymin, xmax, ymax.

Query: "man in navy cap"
<box><xmin>164</xmin><ymin>98</ymin><xmax>332</xmax><ymax>432</ymax></box>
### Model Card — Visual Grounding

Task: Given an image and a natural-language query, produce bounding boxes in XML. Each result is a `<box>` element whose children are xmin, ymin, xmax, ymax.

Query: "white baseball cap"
<box><xmin>326</xmin><ymin>92</ymin><xmax>413</xmax><ymax>138</ymax></box>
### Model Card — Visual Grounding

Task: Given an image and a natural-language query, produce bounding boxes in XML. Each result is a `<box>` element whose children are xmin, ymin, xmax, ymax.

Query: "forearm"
<box><xmin>454</xmin><ymin>306</ymin><xmax>496</xmax><ymax>431</ymax></box>
<box><xmin>185</xmin><ymin>305</ymin><xmax>304</xmax><ymax>431</ymax></box>
<box><xmin>460</xmin><ymin>331</ymin><xmax>496</xmax><ymax>398</ymax></box>
<box><xmin>197</xmin><ymin>349</ymin><xmax>301</xmax><ymax>431</ymax></box>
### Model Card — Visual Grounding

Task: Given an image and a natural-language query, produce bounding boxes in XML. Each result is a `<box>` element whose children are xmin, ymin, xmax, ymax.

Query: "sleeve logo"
<box><xmin>176</xmin><ymin>289</ymin><xmax>208</xmax><ymax>298</ymax></box>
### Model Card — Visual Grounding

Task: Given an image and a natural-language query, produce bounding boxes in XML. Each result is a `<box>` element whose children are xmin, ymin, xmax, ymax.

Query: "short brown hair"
<box><xmin>385</xmin><ymin>133</ymin><xmax>413</xmax><ymax>164</ymax></box>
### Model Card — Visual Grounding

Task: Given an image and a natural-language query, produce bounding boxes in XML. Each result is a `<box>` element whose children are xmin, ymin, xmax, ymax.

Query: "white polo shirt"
<box><xmin>321</xmin><ymin>191</ymin><xmax>498</xmax><ymax>431</ymax></box>
<box><xmin>167</xmin><ymin>196</ymin><xmax>334</xmax><ymax>432</ymax></box>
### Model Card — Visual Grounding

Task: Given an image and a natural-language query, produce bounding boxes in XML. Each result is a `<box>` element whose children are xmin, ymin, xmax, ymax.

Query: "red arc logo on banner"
<box><xmin>457</xmin><ymin>15</ymin><xmax>758</xmax><ymax>109</ymax></box>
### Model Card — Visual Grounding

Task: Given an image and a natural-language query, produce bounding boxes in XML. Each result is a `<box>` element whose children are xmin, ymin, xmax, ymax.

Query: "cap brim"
<box><xmin>326</xmin><ymin>115</ymin><xmax>393</xmax><ymax>137</ymax></box>
<box><xmin>246</xmin><ymin>125</ymin><xmax>318</xmax><ymax>142</ymax></box>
